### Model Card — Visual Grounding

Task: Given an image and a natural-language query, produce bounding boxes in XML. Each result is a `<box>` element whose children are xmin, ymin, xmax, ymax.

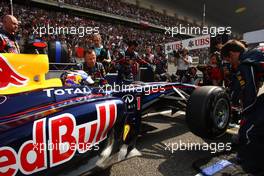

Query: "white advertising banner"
<box><xmin>243</xmin><ymin>29</ymin><xmax>264</xmax><ymax>44</ymax></box>
<box><xmin>165</xmin><ymin>35</ymin><xmax>211</xmax><ymax>54</ymax></box>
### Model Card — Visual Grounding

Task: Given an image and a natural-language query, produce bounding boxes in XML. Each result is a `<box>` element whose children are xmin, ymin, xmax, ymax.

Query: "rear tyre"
<box><xmin>186</xmin><ymin>86</ymin><xmax>231</xmax><ymax>139</ymax></box>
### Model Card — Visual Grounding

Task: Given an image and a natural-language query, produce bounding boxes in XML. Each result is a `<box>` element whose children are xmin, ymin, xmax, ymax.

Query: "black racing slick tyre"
<box><xmin>186</xmin><ymin>86</ymin><xmax>231</xmax><ymax>139</ymax></box>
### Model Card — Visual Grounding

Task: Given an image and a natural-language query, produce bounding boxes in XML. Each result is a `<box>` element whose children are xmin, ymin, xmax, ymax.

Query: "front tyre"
<box><xmin>186</xmin><ymin>86</ymin><xmax>231</xmax><ymax>139</ymax></box>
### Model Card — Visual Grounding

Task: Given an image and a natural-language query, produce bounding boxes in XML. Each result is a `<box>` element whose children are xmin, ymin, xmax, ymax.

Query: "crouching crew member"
<box><xmin>221</xmin><ymin>40</ymin><xmax>264</xmax><ymax>174</ymax></box>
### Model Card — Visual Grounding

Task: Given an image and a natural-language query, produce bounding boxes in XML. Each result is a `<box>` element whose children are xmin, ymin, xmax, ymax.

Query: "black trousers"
<box><xmin>176</xmin><ymin>70</ymin><xmax>187</xmax><ymax>82</ymax></box>
<box><xmin>238</xmin><ymin>94</ymin><xmax>264</xmax><ymax>174</ymax></box>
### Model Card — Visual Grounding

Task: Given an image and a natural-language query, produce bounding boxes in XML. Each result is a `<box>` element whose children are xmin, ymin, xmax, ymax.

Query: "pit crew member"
<box><xmin>93</xmin><ymin>34</ymin><xmax>111</xmax><ymax>70</ymax></box>
<box><xmin>83</xmin><ymin>48</ymin><xmax>106</xmax><ymax>80</ymax></box>
<box><xmin>221</xmin><ymin>39</ymin><xmax>264</xmax><ymax>174</ymax></box>
<box><xmin>0</xmin><ymin>15</ymin><xmax>20</xmax><ymax>53</ymax></box>
<box><xmin>117</xmin><ymin>40</ymin><xmax>148</xmax><ymax>83</ymax></box>
<box><xmin>154</xmin><ymin>44</ymin><xmax>170</xmax><ymax>81</ymax></box>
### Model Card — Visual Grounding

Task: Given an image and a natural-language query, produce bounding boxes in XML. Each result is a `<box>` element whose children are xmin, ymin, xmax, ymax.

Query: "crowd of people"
<box><xmin>0</xmin><ymin>1</ymin><xmax>211</xmax><ymax>84</ymax></box>
<box><xmin>0</xmin><ymin>1</ymin><xmax>178</xmax><ymax>54</ymax></box>
<box><xmin>1</xmin><ymin>0</ymin><xmax>221</xmax><ymax>86</ymax></box>
<box><xmin>61</xmin><ymin>0</ymin><xmax>192</xmax><ymax>27</ymax></box>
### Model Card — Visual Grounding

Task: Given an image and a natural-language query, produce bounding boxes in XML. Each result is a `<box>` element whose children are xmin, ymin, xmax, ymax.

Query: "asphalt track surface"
<box><xmin>93</xmin><ymin>112</ymin><xmax>234</xmax><ymax>176</ymax></box>
<box><xmin>93</xmin><ymin>86</ymin><xmax>264</xmax><ymax>176</ymax></box>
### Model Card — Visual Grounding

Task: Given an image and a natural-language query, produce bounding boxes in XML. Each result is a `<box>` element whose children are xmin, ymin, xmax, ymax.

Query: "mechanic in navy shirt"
<box><xmin>153</xmin><ymin>45</ymin><xmax>170</xmax><ymax>81</ymax></box>
<box><xmin>221</xmin><ymin>40</ymin><xmax>264</xmax><ymax>174</ymax></box>
<box><xmin>221</xmin><ymin>40</ymin><xmax>260</xmax><ymax>113</ymax></box>
<box><xmin>83</xmin><ymin>48</ymin><xmax>106</xmax><ymax>80</ymax></box>
<box><xmin>154</xmin><ymin>45</ymin><xmax>167</xmax><ymax>74</ymax></box>
<box><xmin>0</xmin><ymin>15</ymin><xmax>20</xmax><ymax>53</ymax></box>
<box><xmin>117</xmin><ymin>40</ymin><xmax>148</xmax><ymax>83</ymax></box>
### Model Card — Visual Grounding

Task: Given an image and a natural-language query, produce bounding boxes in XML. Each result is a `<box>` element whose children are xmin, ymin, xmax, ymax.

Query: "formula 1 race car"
<box><xmin>0</xmin><ymin>53</ymin><xmax>232</xmax><ymax>176</ymax></box>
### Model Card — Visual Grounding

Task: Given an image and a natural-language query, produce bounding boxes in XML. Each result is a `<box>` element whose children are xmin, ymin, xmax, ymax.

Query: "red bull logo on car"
<box><xmin>0</xmin><ymin>54</ymin><xmax>28</xmax><ymax>90</ymax></box>
<box><xmin>0</xmin><ymin>102</ymin><xmax>117</xmax><ymax>176</ymax></box>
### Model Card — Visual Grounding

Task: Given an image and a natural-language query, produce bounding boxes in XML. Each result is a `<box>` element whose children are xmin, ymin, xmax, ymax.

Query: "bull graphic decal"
<box><xmin>0</xmin><ymin>54</ymin><xmax>28</xmax><ymax>89</ymax></box>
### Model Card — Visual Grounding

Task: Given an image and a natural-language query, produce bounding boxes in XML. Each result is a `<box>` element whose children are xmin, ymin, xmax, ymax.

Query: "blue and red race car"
<box><xmin>0</xmin><ymin>53</ymin><xmax>232</xmax><ymax>175</ymax></box>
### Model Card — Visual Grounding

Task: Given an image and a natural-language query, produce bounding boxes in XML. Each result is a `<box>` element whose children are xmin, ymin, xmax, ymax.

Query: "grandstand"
<box><xmin>1</xmin><ymin>0</ymin><xmax>228</xmax><ymax>64</ymax></box>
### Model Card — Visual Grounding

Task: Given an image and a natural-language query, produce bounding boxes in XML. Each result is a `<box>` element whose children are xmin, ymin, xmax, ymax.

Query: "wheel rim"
<box><xmin>212</xmin><ymin>98</ymin><xmax>229</xmax><ymax>129</ymax></box>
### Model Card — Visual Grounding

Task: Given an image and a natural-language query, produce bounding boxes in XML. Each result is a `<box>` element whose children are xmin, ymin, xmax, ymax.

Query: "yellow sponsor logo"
<box><xmin>123</xmin><ymin>124</ymin><xmax>130</xmax><ymax>141</ymax></box>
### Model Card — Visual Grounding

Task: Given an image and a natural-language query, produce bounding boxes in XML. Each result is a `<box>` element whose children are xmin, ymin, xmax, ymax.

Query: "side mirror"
<box><xmin>33</xmin><ymin>42</ymin><xmax>47</xmax><ymax>49</ymax></box>
<box><xmin>24</xmin><ymin>41</ymin><xmax>47</xmax><ymax>54</ymax></box>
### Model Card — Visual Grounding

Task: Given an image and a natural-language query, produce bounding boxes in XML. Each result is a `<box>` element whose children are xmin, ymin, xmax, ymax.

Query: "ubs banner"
<box><xmin>165</xmin><ymin>35</ymin><xmax>210</xmax><ymax>54</ymax></box>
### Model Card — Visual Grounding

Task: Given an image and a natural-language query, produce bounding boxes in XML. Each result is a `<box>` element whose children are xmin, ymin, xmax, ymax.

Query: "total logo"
<box><xmin>0</xmin><ymin>102</ymin><xmax>117</xmax><ymax>176</ymax></box>
<box><xmin>43</xmin><ymin>87</ymin><xmax>92</xmax><ymax>97</ymax></box>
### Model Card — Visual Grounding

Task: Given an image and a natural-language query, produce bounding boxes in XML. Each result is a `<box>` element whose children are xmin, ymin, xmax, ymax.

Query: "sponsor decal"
<box><xmin>122</xmin><ymin>94</ymin><xmax>136</xmax><ymax>110</ymax></box>
<box><xmin>0</xmin><ymin>54</ymin><xmax>28</xmax><ymax>89</ymax></box>
<box><xmin>123</xmin><ymin>125</ymin><xmax>130</xmax><ymax>142</ymax></box>
<box><xmin>136</xmin><ymin>97</ymin><xmax>141</xmax><ymax>111</ymax></box>
<box><xmin>122</xmin><ymin>94</ymin><xmax>134</xmax><ymax>104</ymax></box>
<box><xmin>0</xmin><ymin>102</ymin><xmax>117</xmax><ymax>175</ymax></box>
<box><xmin>43</xmin><ymin>87</ymin><xmax>91</xmax><ymax>97</ymax></box>
<box><xmin>165</xmin><ymin>35</ymin><xmax>210</xmax><ymax>54</ymax></box>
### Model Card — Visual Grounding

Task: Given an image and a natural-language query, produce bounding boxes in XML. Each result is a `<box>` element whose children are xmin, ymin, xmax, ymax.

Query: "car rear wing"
<box><xmin>0</xmin><ymin>53</ymin><xmax>62</xmax><ymax>95</ymax></box>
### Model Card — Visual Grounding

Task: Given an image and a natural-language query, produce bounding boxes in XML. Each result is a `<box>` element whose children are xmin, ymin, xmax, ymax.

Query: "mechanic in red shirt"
<box><xmin>0</xmin><ymin>15</ymin><xmax>20</xmax><ymax>53</ymax></box>
<box><xmin>209</xmin><ymin>52</ymin><xmax>222</xmax><ymax>86</ymax></box>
